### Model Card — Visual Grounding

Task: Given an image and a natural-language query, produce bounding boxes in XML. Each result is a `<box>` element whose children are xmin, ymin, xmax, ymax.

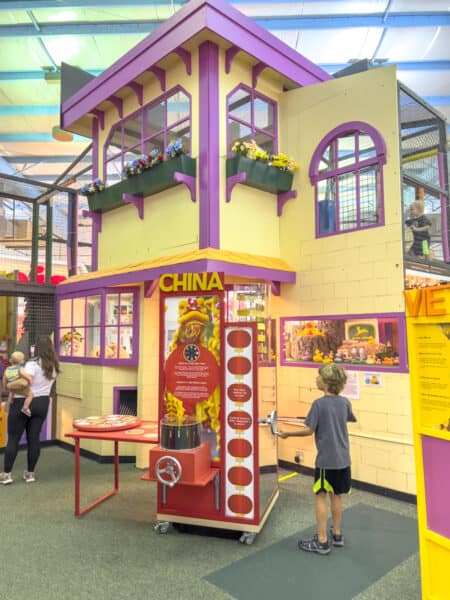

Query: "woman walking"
<box><xmin>0</xmin><ymin>336</ymin><xmax>60</xmax><ymax>484</ymax></box>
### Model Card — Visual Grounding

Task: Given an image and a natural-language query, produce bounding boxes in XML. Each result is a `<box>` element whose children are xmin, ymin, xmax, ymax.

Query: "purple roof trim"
<box><xmin>252</xmin><ymin>62</ymin><xmax>267</xmax><ymax>88</ymax></box>
<box><xmin>148</xmin><ymin>66</ymin><xmax>166</xmax><ymax>91</ymax></box>
<box><xmin>126</xmin><ymin>81</ymin><xmax>143</xmax><ymax>106</ymax></box>
<box><xmin>56</xmin><ymin>258</ymin><xmax>296</xmax><ymax>295</ymax></box>
<box><xmin>61</xmin><ymin>0</ymin><xmax>330</xmax><ymax>130</ymax></box>
<box><xmin>92</xmin><ymin>117</ymin><xmax>99</xmax><ymax>179</ymax></box>
<box><xmin>199</xmin><ymin>41</ymin><xmax>220</xmax><ymax>248</ymax></box>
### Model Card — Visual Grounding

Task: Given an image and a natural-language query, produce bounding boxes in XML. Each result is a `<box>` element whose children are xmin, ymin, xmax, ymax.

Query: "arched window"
<box><xmin>103</xmin><ymin>86</ymin><xmax>191</xmax><ymax>184</ymax></box>
<box><xmin>227</xmin><ymin>84</ymin><xmax>277</xmax><ymax>154</ymax></box>
<box><xmin>309</xmin><ymin>122</ymin><xmax>387</xmax><ymax>236</ymax></box>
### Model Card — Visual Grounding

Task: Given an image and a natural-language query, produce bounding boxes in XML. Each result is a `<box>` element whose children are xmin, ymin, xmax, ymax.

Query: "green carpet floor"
<box><xmin>0</xmin><ymin>446</ymin><xmax>420</xmax><ymax>600</ymax></box>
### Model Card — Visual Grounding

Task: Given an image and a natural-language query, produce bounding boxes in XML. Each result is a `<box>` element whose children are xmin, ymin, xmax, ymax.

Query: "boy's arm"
<box><xmin>278</xmin><ymin>426</ymin><xmax>314</xmax><ymax>439</ymax></box>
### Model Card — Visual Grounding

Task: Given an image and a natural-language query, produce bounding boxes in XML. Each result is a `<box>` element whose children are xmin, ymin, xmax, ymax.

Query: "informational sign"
<box><xmin>404</xmin><ymin>283</ymin><xmax>450</xmax><ymax>600</ymax></box>
<box><xmin>363</xmin><ymin>372</ymin><xmax>383</xmax><ymax>387</ymax></box>
<box><xmin>165</xmin><ymin>344</ymin><xmax>219</xmax><ymax>414</ymax></box>
<box><xmin>342</xmin><ymin>371</ymin><xmax>360</xmax><ymax>399</ymax></box>
<box><xmin>410</xmin><ymin>321</ymin><xmax>450</xmax><ymax>430</ymax></box>
<box><xmin>161</xmin><ymin>286</ymin><xmax>223</xmax><ymax>461</ymax></box>
<box><xmin>224</xmin><ymin>324</ymin><xmax>256</xmax><ymax>521</ymax></box>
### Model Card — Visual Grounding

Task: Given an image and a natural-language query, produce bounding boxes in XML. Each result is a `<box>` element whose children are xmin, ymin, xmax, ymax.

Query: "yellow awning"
<box><xmin>59</xmin><ymin>247</ymin><xmax>296</xmax><ymax>292</ymax></box>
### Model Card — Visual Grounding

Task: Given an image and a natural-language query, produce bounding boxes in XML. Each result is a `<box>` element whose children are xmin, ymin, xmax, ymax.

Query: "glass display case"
<box><xmin>225</xmin><ymin>284</ymin><xmax>276</xmax><ymax>364</ymax></box>
<box><xmin>281</xmin><ymin>313</ymin><xmax>408</xmax><ymax>372</ymax></box>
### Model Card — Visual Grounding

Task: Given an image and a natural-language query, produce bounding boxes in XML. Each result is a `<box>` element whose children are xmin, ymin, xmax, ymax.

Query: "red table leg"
<box><xmin>74</xmin><ymin>438</ymin><xmax>120</xmax><ymax>517</ymax></box>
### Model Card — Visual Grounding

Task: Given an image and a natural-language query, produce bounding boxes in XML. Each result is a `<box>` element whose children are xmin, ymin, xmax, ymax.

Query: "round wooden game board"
<box><xmin>72</xmin><ymin>414</ymin><xmax>142</xmax><ymax>432</ymax></box>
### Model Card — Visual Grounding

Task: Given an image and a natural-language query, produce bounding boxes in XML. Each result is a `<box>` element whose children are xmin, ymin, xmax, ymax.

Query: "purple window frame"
<box><xmin>103</xmin><ymin>85</ymin><xmax>192</xmax><ymax>184</ymax></box>
<box><xmin>279</xmin><ymin>312</ymin><xmax>408</xmax><ymax>373</ymax></box>
<box><xmin>309</xmin><ymin>122</ymin><xmax>387</xmax><ymax>238</ymax></box>
<box><xmin>57</xmin><ymin>287</ymin><xmax>139</xmax><ymax>366</ymax></box>
<box><xmin>226</xmin><ymin>83</ymin><xmax>278</xmax><ymax>155</ymax></box>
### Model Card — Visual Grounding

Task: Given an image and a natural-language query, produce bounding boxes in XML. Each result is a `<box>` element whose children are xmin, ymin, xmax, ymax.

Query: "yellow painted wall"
<box><xmin>136</xmin><ymin>287</ymin><xmax>160</xmax><ymax>468</ymax></box>
<box><xmin>272</xmin><ymin>67</ymin><xmax>415</xmax><ymax>494</ymax></box>
<box><xmin>57</xmin><ymin>362</ymin><xmax>138</xmax><ymax>456</ymax></box>
<box><xmin>219</xmin><ymin>53</ymin><xmax>286</xmax><ymax>257</ymax></box>
<box><xmin>97</xmin><ymin>59</ymin><xmax>200</xmax><ymax>270</ymax></box>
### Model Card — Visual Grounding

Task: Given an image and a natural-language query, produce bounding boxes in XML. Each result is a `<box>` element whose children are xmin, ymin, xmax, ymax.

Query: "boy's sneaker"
<box><xmin>0</xmin><ymin>472</ymin><xmax>13</xmax><ymax>485</ymax></box>
<box><xmin>21</xmin><ymin>407</ymin><xmax>32</xmax><ymax>417</ymax></box>
<box><xmin>330</xmin><ymin>528</ymin><xmax>345</xmax><ymax>547</ymax></box>
<box><xmin>23</xmin><ymin>471</ymin><xmax>35</xmax><ymax>483</ymax></box>
<box><xmin>298</xmin><ymin>534</ymin><xmax>331</xmax><ymax>555</ymax></box>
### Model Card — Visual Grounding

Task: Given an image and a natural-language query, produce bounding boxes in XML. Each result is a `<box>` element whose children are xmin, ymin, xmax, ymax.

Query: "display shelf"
<box><xmin>226</xmin><ymin>156</ymin><xmax>296</xmax><ymax>214</ymax></box>
<box><xmin>86</xmin><ymin>155</ymin><xmax>196</xmax><ymax>213</ymax></box>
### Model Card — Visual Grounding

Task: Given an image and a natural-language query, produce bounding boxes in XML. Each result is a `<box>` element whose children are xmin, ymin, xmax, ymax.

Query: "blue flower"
<box><xmin>166</xmin><ymin>138</ymin><xmax>184</xmax><ymax>158</ymax></box>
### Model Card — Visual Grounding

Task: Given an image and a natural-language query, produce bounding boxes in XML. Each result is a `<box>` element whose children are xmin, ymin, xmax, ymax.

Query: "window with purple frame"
<box><xmin>309</xmin><ymin>122</ymin><xmax>387</xmax><ymax>237</ymax></box>
<box><xmin>58</xmin><ymin>288</ymin><xmax>138</xmax><ymax>364</ymax></box>
<box><xmin>103</xmin><ymin>86</ymin><xmax>191</xmax><ymax>184</ymax></box>
<box><xmin>280</xmin><ymin>313</ymin><xmax>408</xmax><ymax>372</ymax></box>
<box><xmin>227</xmin><ymin>84</ymin><xmax>277</xmax><ymax>154</ymax></box>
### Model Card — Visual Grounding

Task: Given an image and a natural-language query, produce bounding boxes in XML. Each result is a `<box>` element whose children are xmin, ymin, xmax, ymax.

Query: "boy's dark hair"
<box><xmin>318</xmin><ymin>363</ymin><xmax>347</xmax><ymax>395</ymax></box>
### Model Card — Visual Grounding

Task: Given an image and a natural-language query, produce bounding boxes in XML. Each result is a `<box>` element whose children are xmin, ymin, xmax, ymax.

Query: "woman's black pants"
<box><xmin>4</xmin><ymin>395</ymin><xmax>50</xmax><ymax>473</ymax></box>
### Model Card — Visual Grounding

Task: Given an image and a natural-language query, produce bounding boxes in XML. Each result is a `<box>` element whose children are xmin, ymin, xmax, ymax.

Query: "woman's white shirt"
<box><xmin>24</xmin><ymin>359</ymin><xmax>56</xmax><ymax>396</ymax></box>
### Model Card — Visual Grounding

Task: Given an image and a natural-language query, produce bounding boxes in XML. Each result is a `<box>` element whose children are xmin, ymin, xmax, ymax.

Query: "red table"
<box><xmin>65</xmin><ymin>421</ymin><xmax>159</xmax><ymax>516</ymax></box>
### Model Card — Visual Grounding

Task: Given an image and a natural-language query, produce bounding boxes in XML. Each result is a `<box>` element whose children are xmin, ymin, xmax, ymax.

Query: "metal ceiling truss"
<box><xmin>1</xmin><ymin>12</ymin><xmax>450</xmax><ymax>38</ymax></box>
<box><xmin>1</xmin><ymin>61</ymin><xmax>450</xmax><ymax>83</ymax></box>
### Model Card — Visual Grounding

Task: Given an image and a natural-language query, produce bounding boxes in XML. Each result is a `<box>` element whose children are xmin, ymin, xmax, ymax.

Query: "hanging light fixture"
<box><xmin>52</xmin><ymin>125</ymin><xmax>73</xmax><ymax>142</ymax></box>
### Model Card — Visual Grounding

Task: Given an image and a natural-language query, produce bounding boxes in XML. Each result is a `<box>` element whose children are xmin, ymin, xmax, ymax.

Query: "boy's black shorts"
<box><xmin>313</xmin><ymin>467</ymin><xmax>352</xmax><ymax>495</ymax></box>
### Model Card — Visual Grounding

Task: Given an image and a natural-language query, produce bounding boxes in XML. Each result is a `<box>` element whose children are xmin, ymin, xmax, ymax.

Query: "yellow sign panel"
<box><xmin>405</xmin><ymin>283</ymin><xmax>450</xmax><ymax>600</ymax></box>
<box><xmin>411</xmin><ymin>321</ymin><xmax>450</xmax><ymax>431</ymax></box>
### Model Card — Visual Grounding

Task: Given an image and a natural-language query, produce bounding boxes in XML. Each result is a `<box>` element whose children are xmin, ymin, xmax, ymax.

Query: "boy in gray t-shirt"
<box><xmin>279</xmin><ymin>363</ymin><xmax>356</xmax><ymax>555</ymax></box>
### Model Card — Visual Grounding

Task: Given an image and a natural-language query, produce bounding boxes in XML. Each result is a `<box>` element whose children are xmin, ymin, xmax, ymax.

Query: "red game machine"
<box><xmin>148</xmin><ymin>272</ymin><xmax>279</xmax><ymax>544</ymax></box>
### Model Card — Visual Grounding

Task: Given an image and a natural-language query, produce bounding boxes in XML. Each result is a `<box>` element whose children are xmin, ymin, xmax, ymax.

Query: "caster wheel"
<box><xmin>154</xmin><ymin>521</ymin><xmax>170</xmax><ymax>534</ymax></box>
<box><xmin>239</xmin><ymin>532</ymin><xmax>255</xmax><ymax>545</ymax></box>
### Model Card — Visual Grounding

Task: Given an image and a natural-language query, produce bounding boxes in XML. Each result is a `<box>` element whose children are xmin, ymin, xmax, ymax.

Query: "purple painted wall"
<box><xmin>422</xmin><ymin>435</ymin><xmax>450</xmax><ymax>539</ymax></box>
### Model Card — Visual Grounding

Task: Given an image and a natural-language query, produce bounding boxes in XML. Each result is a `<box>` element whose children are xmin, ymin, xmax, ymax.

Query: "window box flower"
<box><xmin>226</xmin><ymin>155</ymin><xmax>293</xmax><ymax>194</ymax></box>
<box><xmin>86</xmin><ymin>155</ymin><xmax>196</xmax><ymax>213</ymax></box>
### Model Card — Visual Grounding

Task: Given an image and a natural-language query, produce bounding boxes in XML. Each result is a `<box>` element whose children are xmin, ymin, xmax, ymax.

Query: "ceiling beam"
<box><xmin>1</xmin><ymin>13</ymin><xmax>450</xmax><ymax>38</ymax></box>
<box><xmin>0</xmin><ymin>0</ymin><xmax>405</xmax><ymax>8</ymax></box>
<box><xmin>0</xmin><ymin>0</ymin><xmax>187</xmax><ymax>8</ymax></box>
<box><xmin>322</xmin><ymin>61</ymin><xmax>450</xmax><ymax>73</ymax></box>
<box><xmin>0</xmin><ymin>20</ymin><xmax>162</xmax><ymax>37</ymax></box>
<box><xmin>2</xmin><ymin>61</ymin><xmax>450</xmax><ymax>83</ymax></box>
<box><xmin>0</xmin><ymin>133</ymin><xmax>88</xmax><ymax>142</ymax></box>
<box><xmin>0</xmin><ymin>172</ymin><xmax>73</xmax><ymax>193</ymax></box>
<box><xmin>4</xmin><ymin>155</ymin><xmax>89</xmax><ymax>164</ymax></box>
<box><xmin>0</xmin><ymin>69</ymin><xmax>102</xmax><ymax>81</ymax></box>
<box><xmin>1</xmin><ymin>95</ymin><xmax>450</xmax><ymax>120</ymax></box>
<box><xmin>0</xmin><ymin>105</ymin><xmax>59</xmax><ymax>115</ymax></box>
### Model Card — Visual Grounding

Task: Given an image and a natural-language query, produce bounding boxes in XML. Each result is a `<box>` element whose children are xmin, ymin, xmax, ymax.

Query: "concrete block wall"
<box><xmin>271</xmin><ymin>67</ymin><xmax>415</xmax><ymax>494</ymax></box>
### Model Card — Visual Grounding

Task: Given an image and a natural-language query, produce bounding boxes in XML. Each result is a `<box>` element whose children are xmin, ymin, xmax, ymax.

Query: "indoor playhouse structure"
<box><xmin>41</xmin><ymin>0</ymin><xmax>449</xmax><ymax>583</ymax></box>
